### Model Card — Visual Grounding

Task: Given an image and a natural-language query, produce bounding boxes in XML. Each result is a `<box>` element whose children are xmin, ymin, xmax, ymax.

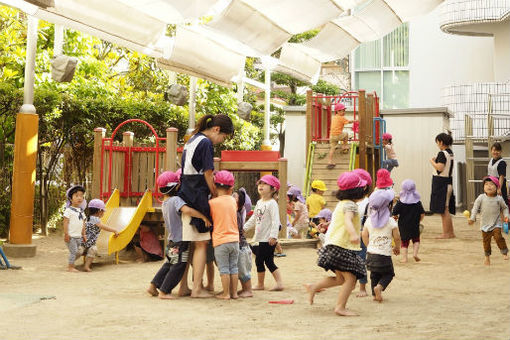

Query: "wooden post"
<box><xmin>166</xmin><ymin>127</ymin><xmax>178</xmax><ymax>171</ymax></box>
<box><xmin>92</xmin><ymin>127</ymin><xmax>106</xmax><ymax>199</ymax></box>
<box><xmin>122</xmin><ymin>131</ymin><xmax>134</xmax><ymax>206</ymax></box>
<box><xmin>278</xmin><ymin>158</ymin><xmax>288</xmax><ymax>239</ymax></box>
<box><xmin>214</xmin><ymin>157</ymin><xmax>221</xmax><ymax>171</ymax></box>
<box><xmin>465</xmin><ymin>116</ymin><xmax>475</xmax><ymax>209</ymax></box>
<box><xmin>305</xmin><ymin>90</ymin><xmax>313</xmax><ymax>161</ymax></box>
<box><xmin>358</xmin><ymin>90</ymin><xmax>367</xmax><ymax>169</ymax></box>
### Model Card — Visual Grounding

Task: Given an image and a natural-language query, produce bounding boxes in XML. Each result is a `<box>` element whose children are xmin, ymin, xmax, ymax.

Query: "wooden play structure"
<box><xmin>304</xmin><ymin>89</ymin><xmax>384</xmax><ymax>207</ymax></box>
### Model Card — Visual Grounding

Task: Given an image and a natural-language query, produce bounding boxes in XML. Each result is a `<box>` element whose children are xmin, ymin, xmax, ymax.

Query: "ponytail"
<box><xmin>193</xmin><ymin>114</ymin><xmax>234</xmax><ymax>135</ymax></box>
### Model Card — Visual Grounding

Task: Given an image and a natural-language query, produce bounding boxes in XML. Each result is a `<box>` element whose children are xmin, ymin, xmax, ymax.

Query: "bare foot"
<box><xmin>252</xmin><ymin>285</ymin><xmax>265</xmax><ymax>291</ymax></box>
<box><xmin>373</xmin><ymin>285</ymin><xmax>383</xmax><ymax>302</ymax></box>
<box><xmin>503</xmin><ymin>254</ymin><xmax>509</xmax><ymax>260</ymax></box>
<box><xmin>191</xmin><ymin>290</ymin><xmax>214</xmax><ymax>298</ymax></box>
<box><xmin>231</xmin><ymin>294</ymin><xmax>239</xmax><ymax>299</ymax></box>
<box><xmin>270</xmin><ymin>285</ymin><xmax>284</xmax><ymax>291</ymax></box>
<box><xmin>304</xmin><ymin>283</ymin><xmax>316</xmax><ymax>305</ymax></box>
<box><xmin>356</xmin><ymin>290</ymin><xmax>368</xmax><ymax>298</ymax></box>
<box><xmin>400</xmin><ymin>258</ymin><xmax>408</xmax><ymax>263</ymax></box>
<box><xmin>334</xmin><ymin>307</ymin><xmax>358</xmax><ymax>316</ymax></box>
<box><xmin>136</xmin><ymin>258</ymin><xmax>144</xmax><ymax>263</ymax></box>
<box><xmin>83</xmin><ymin>267</ymin><xmax>92</xmax><ymax>272</ymax></box>
<box><xmin>177</xmin><ymin>288</ymin><xmax>192</xmax><ymax>297</ymax></box>
<box><xmin>216</xmin><ymin>294</ymin><xmax>230</xmax><ymax>300</ymax></box>
<box><xmin>147</xmin><ymin>284</ymin><xmax>158</xmax><ymax>297</ymax></box>
<box><xmin>436</xmin><ymin>234</ymin><xmax>455</xmax><ymax>239</ymax></box>
<box><xmin>158</xmin><ymin>292</ymin><xmax>175</xmax><ymax>300</ymax></box>
<box><xmin>238</xmin><ymin>290</ymin><xmax>253</xmax><ymax>298</ymax></box>
<box><xmin>206</xmin><ymin>285</ymin><xmax>214</xmax><ymax>292</ymax></box>
<box><xmin>413</xmin><ymin>256</ymin><xmax>421</xmax><ymax>262</ymax></box>
<box><xmin>484</xmin><ymin>257</ymin><xmax>490</xmax><ymax>266</ymax></box>
<box><xmin>67</xmin><ymin>267</ymin><xmax>80</xmax><ymax>272</ymax></box>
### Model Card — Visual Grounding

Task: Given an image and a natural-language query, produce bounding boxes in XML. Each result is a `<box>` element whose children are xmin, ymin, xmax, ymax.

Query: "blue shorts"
<box><xmin>214</xmin><ymin>242</ymin><xmax>239</xmax><ymax>275</ymax></box>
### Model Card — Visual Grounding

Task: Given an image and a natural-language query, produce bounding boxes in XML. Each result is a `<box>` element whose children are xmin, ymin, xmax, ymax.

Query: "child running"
<box><xmin>382</xmin><ymin>133</ymin><xmax>398</xmax><ymax>172</ymax></box>
<box><xmin>244</xmin><ymin>175</ymin><xmax>284</xmax><ymax>291</ymax></box>
<box><xmin>148</xmin><ymin>171</ymin><xmax>212</xmax><ymax>299</ymax></box>
<box><xmin>468</xmin><ymin>176</ymin><xmax>510</xmax><ymax>265</ymax></box>
<box><xmin>63</xmin><ymin>185</ymin><xmax>86</xmax><ymax>272</ymax></box>
<box><xmin>305</xmin><ymin>171</ymin><xmax>367</xmax><ymax>316</ymax></box>
<box><xmin>209</xmin><ymin>171</ymin><xmax>240</xmax><ymax>300</ymax></box>
<box><xmin>392</xmin><ymin>179</ymin><xmax>425</xmax><ymax>263</ymax></box>
<box><xmin>362</xmin><ymin>189</ymin><xmax>401</xmax><ymax>303</ymax></box>
<box><xmin>233</xmin><ymin>188</ymin><xmax>253</xmax><ymax>298</ymax></box>
<box><xmin>81</xmin><ymin>199</ymin><xmax>119</xmax><ymax>272</ymax></box>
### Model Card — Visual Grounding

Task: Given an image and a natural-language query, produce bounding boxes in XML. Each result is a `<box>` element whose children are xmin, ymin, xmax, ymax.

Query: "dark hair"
<box><xmin>287</xmin><ymin>194</ymin><xmax>299</xmax><ymax>202</ymax></box>
<box><xmin>86</xmin><ymin>207</ymin><xmax>101</xmax><ymax>221</ymax></box>
<box><xmin>159</xmin><ymin>184</ymin><xmax>179</xmax><ymax>196</ymax></box>
<box><xmin>311</xmin><ymin>188</ymin><xmax>319</xmax><ymax>193</ymax></box>
<box><xmin>335</xmin><ymin>187</ymin><xmax>365</xmax><ymax>201</ymax></box>
<box><xmin>236</xmin><ymin>189</ymin><xmax>246</xmax><ymax>212</ymax></box>
<box><xmin>435</xmin><ymin>132</ymin><xmax>453</xmax><ymax>147</ymax></box>
<box><xmin>491</xmin><ymin>142</ymin><xmax>502</xmax><ymax>151</ymax></box>
<box><xmin>362</xmin><ymin>185</ymin><xmax>371</xmax><ymax>196</ymax></box>
<box><xmin>215</xmin><ymin>183</ymin><xmax>232</xmax><ymax>190</ymax></box>
<box><xmin>193</xmin><ymin>114</ymin><xmax>234</xmax><ymax>135</ymax></box>
<box><xmin>67</xmin><ymin>185</ymin><xmax>85</xmax><ymax>200</ymax></box>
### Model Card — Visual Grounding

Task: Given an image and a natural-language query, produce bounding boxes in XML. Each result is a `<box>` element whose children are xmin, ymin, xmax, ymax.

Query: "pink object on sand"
<box><xmin>269</xmin><ymin>299</ymin><xmax>294</xmax><ymax>304</ymax></box>
<box><xmin>139</xmin><ymin>228</ymin><xmax>163</xmax><ymax>258</ymax></box>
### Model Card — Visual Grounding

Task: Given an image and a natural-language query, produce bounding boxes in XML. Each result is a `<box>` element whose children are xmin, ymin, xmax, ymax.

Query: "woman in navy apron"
<box><xmin>429</xmin><ymin>133</ymin><xmax>455</xmax><ymax>239</ymax></box>
<box><xmin>488</xmin><ymin>142</ymin><xmax>508</xmax><ymax>209</ymax></box>
<box><xmin>179</xmin><ymin>114</ymin><xmax>233</xmax><ymax>298</ymax></box>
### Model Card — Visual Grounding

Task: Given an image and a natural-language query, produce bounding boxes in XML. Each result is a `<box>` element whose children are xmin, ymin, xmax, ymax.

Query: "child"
<box><xmin>63</xmin><ymin>185</ymin><xmax>86</xmax><ymax>272</ymax></box>
<box><xmin>244</xmin><ymin>175</ymin><xmax>284</xmax><ymax>291</ymax></box>
<box><xmin>468</xmin><ymin>176</ymin><xmax>509</xmax><ymax>265</ymax></box>
<box><xmin>81</xmin><ymin>199</ymin><xmax>119</xmax><ymax>272</ymax></box>
<box><xmin>362</xmin><ymin>189</ymin><xmax>401</xmax><ymax>303</ymax></box>
<box><xmin>307</xmin><ymin>180</ymin><xmax>327</xmax><ymax>223</ymax></box>
<box><xmin>149</xmin><ymin>171</ymin><xmax>212</xmax><ymax>299</ymax></box>
<box><xmin>327</xmin><ymin>103</ymin><xmax>353</xmax><ymax>169</ymax></box>
<box><xmin>209</xmin><ymin>170</ymin><xmax>240</xmax><ymax>300</ymax></box>
<box><xmin>305</xmin><ymin>172</ymin><xmax>367</xmax><ymax>316</ymax></box>
<box><xmin>233</xmin><ymin>188</ymin><xmax>253</xmax><ymax>298</ymax></box>
<box><xmin>352</xmin><ymin>168</ymin><xmax>372</xmax><ymax>298</ymax></box>
<box><xmin>488</xmin><ymin>142</ymin><xmax>508</xmax><ymax>209</ymax></box>
<box><xmin>179</xmin><ymin>113</ymin><xmax>234</xmax><ymax>298</ymax></box>
<box><xmin>382</xmin><ymin>133</ymin><xmax>398</xmax><ymax>173</ymax></box>
<box><xmin>287</xmin><ymin>186</ymin><xmax>309</xmax><ymax>238</ymax></box>
<box><xmin>309</xmin><ymin>208</ymin><xmax>332</xmax><ymax>248</ymax></box>
<box><xmin>134</xmin><ymin>225</ymin><xmax>163</xmax><ymax>262</ymax></box>
<box><xmin>375</xmin><ymin>168</ymin><xmax>393</xmax><ymax>191</ymax></box>
<box><xmin>392</xmin><ymin>179</ymin><xmax>425</xmax><ymax>263</ymax></box>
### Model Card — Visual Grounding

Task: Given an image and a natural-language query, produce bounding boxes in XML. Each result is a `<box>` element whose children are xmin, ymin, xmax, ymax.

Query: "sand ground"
<box><xmin>1</xmin><ymin>214</ymin><xmax>509</xmax><ymax>340</ymax></box>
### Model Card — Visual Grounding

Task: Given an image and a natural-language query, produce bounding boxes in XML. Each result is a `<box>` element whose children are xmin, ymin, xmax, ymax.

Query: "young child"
<box><xmin>209</xmin><ymin>170</ymin><xmax>240</xmax><ymax>300</ymax></box>
<box><xmin>305</xmin><ymin>172</ymin><xmax>367</xmax><ymax>316</ymax></box>
<box><xmin>307</xmin><ymin>180</ymin><xmax>327</xmax><ymax>223</ymax></box>
<box><xmin>382</xmin><ymin>133</ymin><xmax>398</xmax><ymax>173</ymax></box>
<box><xmin>488</xmin><ymin>142</ymin><xmax>508</xmax><ymax>209</ymax></box>
<box><xmin>81</xmin><ymin>199</ymin><xmax>119</xmax><ymax>272</ymax></box>
<box><xmin>287</xmin><ymin>186</ymin><xmax>309</xmax><ymax>238</ymax></box>
<box><xmin>327</xmin><ymin>103</ymin><xmax>353</xmax><ymax>169</ymax></box>
<box><xmin>309</xmin><ymin>208</ymin><xmax>332</xmax><ymax>248</ymax></box>
<box><xmin>392</xmin><ymin>179</ymin><xmax>425</xmax><ymax>263</ymax></box>
<box><xmin>244</xmin><ymin>175</ymin><xmax>284</xmax><ymax>291</ymax></box>
<box><xmin>63</xmin><ymin>185</ymin><xmax>86</xmax><ymax>272</ymax></box>
<box><xmin>375</xmin><ymin>168</ymin><xmax>393</xmax><ymax>191</ymax></box>
<box><xmin>362</xmin><ymin>189</ymin><xmax>401</xmax><ymax>303</ymax></box>
<box><xmin>352</xmin><ymin>168</ymin><xmax>372</xmax><ymax>298</ymax></box>
<box><xmin>468</xmin><ymin>176</ymin><xmax>509</xmax><ymax>265</ymax></box>
<box><xmin>233</xmin><ymin>188</ymin><xmax>253</xmax><ymax>298</ymax></box>
<box><xmin>134</xmin><ymin>225</ymin><xmax>163</xmax><ymax>262</ymax></box>
<box><xmin>149</xmin><ymin>171</ymin><xmax>212</xmax><ymax>299</ymax></box>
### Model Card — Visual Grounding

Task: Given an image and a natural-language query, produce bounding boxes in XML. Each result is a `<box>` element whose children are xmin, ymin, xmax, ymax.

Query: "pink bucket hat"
<box><xmin>157</xmin><ymin>171</ymin><xmax>180</xmax><ymax>188</ymax></box>
<box><xmin>483</xmin><ymin>176</ymin><xmax>500</xmax><ymax>188</ymax></box>
<box><xmin>376</xmin><ymin>169</ymin><xmax>393</xmax><ymax>189</ymax></box>
<box><xmin>334</xmin><ymin>102</ymin><xmax>345</xmax><ymax>111</ymax></box>
<box><xmin>214</xmin><ymin>170</ymin><xmax>235</xmax><ymax>187</ymax></box>
<box><xmin>337</xmin><ymin>171</ymin><xmax>367</xmax><ymax>191</ymax></box>
<box><xmin>175</xmin><ymin>168</ymin><xmax>182</xmax><ymax>181</ymax></box>
<box><xmin>382</xmin><ymin>133</ymin><xmax>392</xmax><ymax>140</ymax></box>
<box><xmin>258</xmin><ymin>175</ymin><xmax>280</xmax><ymax>190</ymax></box>
<box><xmin>88</xmin><ymin>198</ymin><xmax>106</xmax><ymax>211</ymax></box>
<box><xmin>352</xmin><ymin>168</ymin><xmax>372</xmax><ymax>187</ymax></box>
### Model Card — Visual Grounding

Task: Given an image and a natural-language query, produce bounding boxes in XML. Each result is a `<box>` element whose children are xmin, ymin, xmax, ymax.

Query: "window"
<box><xmin>352</xmin><ymin>23</ymin><xmax>409</xmax><ymax>109</ymax></box>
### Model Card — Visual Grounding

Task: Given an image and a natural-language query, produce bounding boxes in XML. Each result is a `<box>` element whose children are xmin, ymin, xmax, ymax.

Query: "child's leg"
<box><xmin>334</xmin><ymin>271</ymin><xmax>357</xmax><ymax>316</ymax></box>
<box><xmin>214</xmin><ymin>243</ymin><xmax>231</xmax><ymax>299</ymax></box>
<box><xmin>177</xmin><ymin>262</ymin><xmax>191</xmax><ymax>296</ymax></box>
<box><xmin>229</xmin><ymin>244</ymin><xmax>240</xmax><ymax>299</ymax></box>
<box><xmin>159</xmin><ymin>262</ymin><xmax>187</xmax><ymax>299</ymax></box>
<box><xmin>238</xmin><ymin>245</ymin><xmax>253</xmax><ymax>297</ymax></box>
<box><xmin>254</xmin><ymin>272</ymin><xmax>265</xmax><ymax>290</ymax></box>
<box><xmin>239</xmin><ymin>280</ymin><xmax>253</xmax><ymax>297</ymax></box>
<box><xmin>150</xmin><ymin>262</ymin><xmax>171</xmax><ymax>296</ymax></box>
<box><xmin>217</xmin><ymin>274</ymin><xmax>231</xmax><ymax>299</ymax></box>
<box><xmin>492</xmin><ymin>228</ymin><xmax>509</xmax><ymax>259</ymax></box>
<box><xmin>261</xmin><ymin>243</ymin><xmax>283</xmax><ymax>291</ymax></box>
<box><xmin>270</xmin><ymin>269</ymin><xmax>284</xmax><ymax>291</ymax></box>
<box><xmin>327</xmin><ymin>136</ymin><xmax>339</xmax><ymax>166</ymax></box>
<box><xmin>253</xmin><ymin>245</ymin><xmax>266</xmax><ymax>290</ymax></box>
<box><xmin>369</xmin><ymin>271</ymin><xmax>381</xmax><ymax>296</ymax></box>
<box><xmin>355</xmin><ymin>242</ymin><xmax>368</xmax><ymax>297</ymax></box>
<box><xmin>373</xmin><ymin>271</ymin><xmax>394</xmax><ymax>303</ymax></box>
<box><xmin>482</xmin><ymin>231</ymin><xmax>492</xmax><ymax>265</ymax></box>
<box><xmin>305</xmin><ymin>275</ymin><xmax>344</xmax><ymax>305</ymax></box>
<box><xmin>66</xmin><ymin>238</ymin><xmax>81</xmax><ymax>272</ymax></box>
<box><xmin>134</xmin><ymin>244</ymin><xmax>144</xmax><ymax>263</ymax></box>
<box><xmin>400</xmin><ymin>239</ymin><xmax>409</xmax><ymax>262</ymax></box>
<box><xmin>84</xmin><ymin>256</ymin><xmax>93</xmax><ymax>272</ymax></box>
<box><xmin>412</xmin><ymin>239</ymin><xmax>421</xmax><ymax>262</ymax></box>
<box><xmin>230</xmin><ymin>274</ymin><xmax>239</xmax><ymax>299</ymax></box>
<box><xmin>205</xmin><ymin>241</ymin><xmax>215</xmax><ymax>291</ymax></box>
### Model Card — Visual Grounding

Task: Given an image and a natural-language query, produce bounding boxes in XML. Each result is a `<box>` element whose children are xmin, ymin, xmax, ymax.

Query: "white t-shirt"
<box><xmin>63</xmin><ymin>207</ymin><xmax>84</xmax><ymax>237</ymax></box>
<box><xmin>365</xmin><ymin>217</ymin><xmax>398</xmax><ymax>256</ymax></box>
<box><xmin>244</xmin><ymin>199</ymin><xmax>280</xmax><ymax>243</ymax></box>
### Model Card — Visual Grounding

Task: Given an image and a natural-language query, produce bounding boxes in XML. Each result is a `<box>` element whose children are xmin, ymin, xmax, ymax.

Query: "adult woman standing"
<box><xmin>429</xmin><ymin>133</ymin><xmax>455</xmax><ymax>239</ymax></box>
<box><xmin>488</xmin><ymin>142</ymin><xmax>508</xmax><ymax>209</ymax></box>
<box><xmin>179</xmin><ymin>114</ymin><xmax>234</xmax><ymax>298</ymax></box>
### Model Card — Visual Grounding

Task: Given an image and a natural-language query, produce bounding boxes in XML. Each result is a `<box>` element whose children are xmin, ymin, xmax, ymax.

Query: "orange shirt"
<box><xmin>209</xmin><ymin>195</ymin><xmax>239</xmax><ymax>247</ymax></box>
<box><xmin>330</xmin><ymin>115</ymin><xmax>349</xmax><ymax>136</ymax></box>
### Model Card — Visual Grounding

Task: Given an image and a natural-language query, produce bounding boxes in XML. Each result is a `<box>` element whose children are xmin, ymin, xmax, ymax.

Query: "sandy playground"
<box><xmin>1</xmin><ymin>214</ymin><xmax>509</xmax><ymax>340</ymax></box>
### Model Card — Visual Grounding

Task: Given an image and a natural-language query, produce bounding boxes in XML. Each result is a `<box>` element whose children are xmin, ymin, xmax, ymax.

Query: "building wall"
<box><xmin>408</xmin><ymin>7</ymin><xmax>495</xmax><ymax>108</ymax></box>
<box><xmin>283</xmin><ymin>107</ymin><xmax>307</xmax><ymax>189</ymax></box>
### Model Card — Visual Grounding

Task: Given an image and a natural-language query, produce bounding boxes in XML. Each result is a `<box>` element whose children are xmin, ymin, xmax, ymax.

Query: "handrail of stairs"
<box><xmin>373</xmin><ymin>117</ymin><xmax>386</xmax><ymax>169</ymax></box>
<box><xmin>348</xmin><ymin>142</ymin><xmax>358</xmax><ymax>171</ymax></box>
<box><xmin>304</xmin><ymin>141</ymin><xmax>316</xmax><ymax>197</ymax></box>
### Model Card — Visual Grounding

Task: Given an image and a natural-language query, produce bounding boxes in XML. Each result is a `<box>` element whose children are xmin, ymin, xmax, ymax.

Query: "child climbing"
<box><xmin>327</xmin><ymin>103</ymin><xmax>353</xmax><ymax>169</ymax></box>
<box><xmin>382</xmin><ymin>133</ymin><xmax>398</xmax><ymax>173</ymax></box>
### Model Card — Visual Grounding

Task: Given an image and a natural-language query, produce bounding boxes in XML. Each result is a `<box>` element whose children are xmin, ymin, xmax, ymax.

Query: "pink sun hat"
<box><xmin>483</xmin><ymin>176</ymin><xmax>500</xmax><ymax>188</ymax></box>
<box><xmin>214</xmin><ymin>170</ymin><xmax>235</xmax><ymax>187</ymax></box>
<box><xmin>376</xmin><ymin>168</ymin><xmax>393</xmax><ymax>189</ymax></box>
<box><xmin>334</xmin><ymin>102</ymin><xmax>345</xmax><ymax>111</ymax></box>
<box><xmin>337</xmin><ymin>171</ymin><xmax>367</xmax><ymax>191</ymax></box>
<box><xmin>258</xmin><ymin>175</ymin><xmax>280</xmax><ymax>190</ymax></box>
<box><xmin>352</xmin><ymin>168</ymin><xmax>372</xmax><ymax>187</ymax></box>
<box><xmin>157</xmin><ymin>171</ymin><xmax>180</xmax><ymax>188</ymax></box>
<box><xmin>382</xmin><ymin>132</ymin><xmax>392</xmax><ymax>140</ymax></box>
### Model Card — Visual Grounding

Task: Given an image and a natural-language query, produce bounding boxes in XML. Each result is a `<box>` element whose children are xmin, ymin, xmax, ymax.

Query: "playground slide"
<box><xmin>95</xmin><ymin>189</ymin><xmax>153</xmax><ymax>258</ymax></box>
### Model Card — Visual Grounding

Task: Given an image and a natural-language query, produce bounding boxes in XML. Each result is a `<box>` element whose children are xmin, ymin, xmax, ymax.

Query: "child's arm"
<box><xmin>204</xmin><ymin>169</ymin><xmax>217</xmax><ymax>198</ymax></box>
<box><xmin>361</xmin><ymin>227</ymin><xmax>369</xmax><ymax>248</ymax></box>
<box><xmin>82</xmin><ymin>222</ymin><xmax>87</xmax><ymax>242</ymax></box>
<box><xmin>292</xmin><ymin>209</ymin><xmax>301</xmax><ymax>227</ymax></box>
<box><xmin>469</xmin><ymin>195</ymin><xmax>483</xmax><ymax>224</ymax></box>
<box><xmin>499</xmin><ymin>197</ymin><xmax>510</xmax><ymax>220</ymax></box>
<box><xmin>268</xmin><ymin>202</ymin><xmax>281</xmax><ymax>246</ymax></box>
<box><xmin>63</xmin><ymin>217</ymin><xmax>70</xmax><ymax>242</ymax></box>
<box><xmin>96</xmin><ymin>222</ymin><xmax>119</xmax><ymax>237</ymax></box>
<box><xmin>343</xmin><ymin>211</ymin><xmax>360</xmax><ymax>244</ymax></box>
<box><xmin>181</xmin><ymin>205</ymin><xmax>212</xmax><ymax>227</ymax></box>
<box><xmin>420</xmin><ymin>213</ymin><xmax>425</xmax><ymax>221</ymax></box>
<box><xmin>243</xmin><ymin>212</ymin><xmax>255</xmax><ymax>231</ymax></box>
<box><xmin>392</xmin><ymin>228</ymin><xmax>401</xmax><ymax>255</ymax></box>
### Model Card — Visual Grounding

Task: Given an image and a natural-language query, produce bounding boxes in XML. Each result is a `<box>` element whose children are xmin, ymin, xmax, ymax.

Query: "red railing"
<box><xmin>100</xmin><ymin>119</ymin><xmax>166</xmax><ymax>202</ymax></box>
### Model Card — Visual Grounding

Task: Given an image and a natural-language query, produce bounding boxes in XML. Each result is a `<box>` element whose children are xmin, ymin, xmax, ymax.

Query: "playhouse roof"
<box><xmin>3</xmin><ymin>0</ymin><xmax>443</xmax><ymax>86</ymax></box>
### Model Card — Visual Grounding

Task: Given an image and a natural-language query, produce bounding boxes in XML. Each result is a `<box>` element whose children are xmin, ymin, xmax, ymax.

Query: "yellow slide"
<box><xmin>95</xmin><ymin>189</ymin><xmax>154</xmax><ymax>262</ymax></box>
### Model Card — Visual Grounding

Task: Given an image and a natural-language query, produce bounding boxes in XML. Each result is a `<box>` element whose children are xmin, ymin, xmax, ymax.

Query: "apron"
<box><xmin>488</xmin><ymin>158</ymin><xmax>508</xmax><ymax>207</ymax></box>
<box><xmin>430</xmin><ymin>150</ymin><xmax>456</xmax><ymax>215</ymax></box>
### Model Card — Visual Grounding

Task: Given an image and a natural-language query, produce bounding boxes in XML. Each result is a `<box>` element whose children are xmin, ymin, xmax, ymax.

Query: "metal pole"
<box><xmin>187</xmin><ymin>76</ymin><xmax>197</xmax><ymax>137</ymax></box>
<box><xmin>263</xmin><ymin>68</ymin><xmax>271</xmax><ymax>147</ymax></box>
<box><xmin>54</xmin><ymin>24</ymin><xmax>64</xmax><ymax>56</ymax></box>
<box><xmin>23</xmin><ymin>16</ymin><xmax>38</xmax><ymax>107</ymax></box>
<box><xmin>237</xmin><ymin>71</ymin><xmax>245</xmax><ymax>103</ymax></box>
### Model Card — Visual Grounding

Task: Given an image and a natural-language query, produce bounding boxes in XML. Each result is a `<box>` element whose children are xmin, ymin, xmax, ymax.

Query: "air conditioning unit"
<box><xmin>51</xmin><ymin>55</ymin><xmax>77</xmax><ymax>83</ymax></box>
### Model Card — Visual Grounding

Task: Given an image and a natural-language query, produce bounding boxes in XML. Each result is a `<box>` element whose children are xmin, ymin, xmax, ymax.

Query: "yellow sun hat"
<box><xmin>311</xmin><ymin>180</ymin><xmax>327</xmax><ymax>191</ymax></box>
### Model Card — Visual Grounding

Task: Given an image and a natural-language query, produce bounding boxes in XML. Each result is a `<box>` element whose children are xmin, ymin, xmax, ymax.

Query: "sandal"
<box><xmin>327</xmin><ymin>164</ymin><xmax>336</xmax><ymax>169</ymax></box>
